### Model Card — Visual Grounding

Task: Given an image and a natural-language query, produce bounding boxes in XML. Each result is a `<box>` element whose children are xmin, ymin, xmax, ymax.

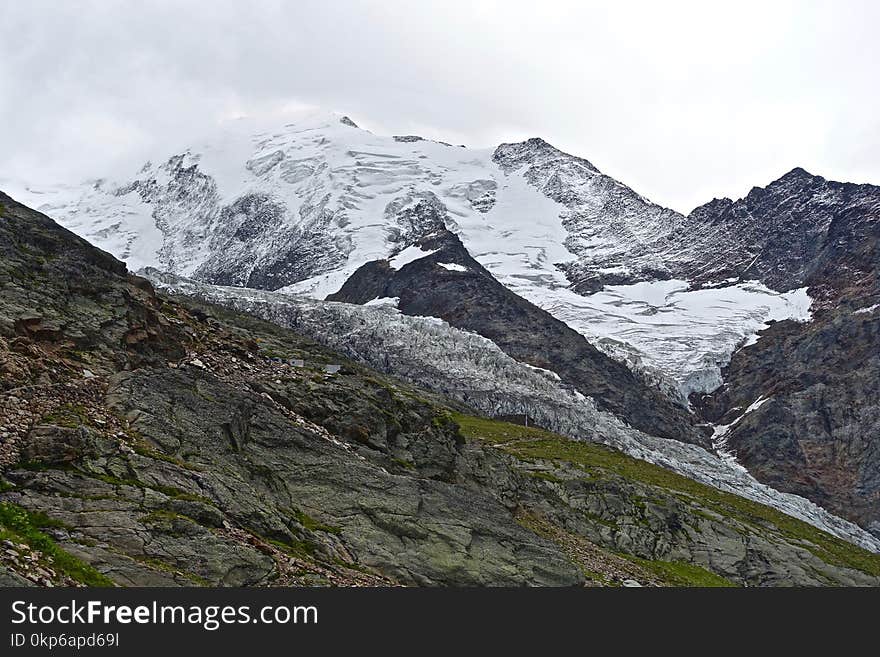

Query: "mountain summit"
<box><xmin>11</xmin><ymin>112</ymin><xmax>812</xmax><ymax>398</ymax></box>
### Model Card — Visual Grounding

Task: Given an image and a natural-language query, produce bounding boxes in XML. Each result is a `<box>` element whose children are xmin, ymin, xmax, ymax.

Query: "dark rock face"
<box><xmin>693</xmin><ymin>172</ymin><xmax>880</xmax><ymax>536</ymax></box>
<box><xmin>384</xmin><ymin>193</ymin><xmax>449</xmax><ymax>249</ymax></box>
<box><xmin>226</xmin><ymin>193</ymin><xmax>285</xmax><ymax>242</ymax></box>
<box><xmin>21</xmin><ymin>425</ymin><xmax>100</xmax><ymax>466</ymax></box>
<box><xmin>697</xmin><ymin>307</ymin><xmax>880</xmax><ymax>537</ymax></box>
<box><xmin>678</xmin><ymin>169</ymin><xmax>880</xmax><ymax>295</ymax></box>
<box><xmin>0</xmin><ymin>191</ymin><xmax>185</xmax><ymax>371</ymax></box>
<box><xmin>193</xmin><ymin>194</ymin><xmax>349</xmax><ymax>291</ymax></box>
<box><xmin>327</xmin><ymin>203</ymin><xmax>707</xmax><ymax>448</ymax></box>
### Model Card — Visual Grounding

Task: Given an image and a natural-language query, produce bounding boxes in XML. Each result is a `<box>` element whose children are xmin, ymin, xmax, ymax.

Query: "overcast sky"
<box><xmin>1</xmin><ymin>0</ymin><xmax>878</xmax><ymax>212</ymax></box>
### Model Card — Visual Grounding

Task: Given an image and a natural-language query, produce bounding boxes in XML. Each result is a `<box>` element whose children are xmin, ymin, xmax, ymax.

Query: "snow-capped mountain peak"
<box><xmin>10</xmin><ymin>111</ymin><xmax>816</xmax><ymax>401</ymax></box>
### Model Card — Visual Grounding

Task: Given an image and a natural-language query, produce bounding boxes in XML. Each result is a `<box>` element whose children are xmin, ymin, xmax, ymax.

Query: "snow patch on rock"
<box><xmin>364</xmin><ymin>296</ymin><xmax>400</xmax><ymax>308</ymax></box>
<box><xmin>388</xmin><ymin>246</ymin><xmax>439</xmax><ymax>270</ymax></box>
<box><xmin>437</xmin><ymin>262</ymin><xmax>468</xmax><ymax>272</ymax></box>
<box><xmin>711</xmin><ymin>395</ymin><xmax>773</xmax><ymax>471</ymax></box>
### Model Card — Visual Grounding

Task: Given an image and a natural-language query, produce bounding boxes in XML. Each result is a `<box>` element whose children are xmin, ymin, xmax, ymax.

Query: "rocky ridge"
<box><xmin>325</xmin><ymin>216</ymin><xmax>705</xmax><ymax>446</ymax></box>
<box><xmin>692</xmin><ymin>172</ymin><xmax>880</xmax><ymax>536</ymax></box>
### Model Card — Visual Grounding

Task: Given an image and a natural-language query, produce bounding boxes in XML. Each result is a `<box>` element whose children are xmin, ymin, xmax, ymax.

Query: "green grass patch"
<box><xmin>139</xmin><ymin>509</ymin><xmax>217</xmax><ymax>533</ymax></box>
<box><xmin>431</xmin><ymin>411</ymin><xmax>457</xmax><ymax>431</ymax></box>
<box><xmin>141</xmin><ymin>509</ymin><xmax>190</xmax><ymax>524</ymax></box>
<box><xmin>625</xmin><ymin>556</ymin><xmax>737</xmax><ymax>587</ymax></box>
<box><xmin>289</xmin><ymin>508</ymin><xmax>341</xmax><ymax>534</ymax></box>
<box><xmin>453</xmin><ymin>413</ymin><xmax>880</xmax><ymax>577</ymax></box>
<box><xmin>527</xmin><ymin>471</ymin><xmax>563</xmax><ymax>483</ymax></box>
<box><xmin>0</xmin><ymin>502</ymin><xmax>114</xmax><ymax>586</ymax></box>
<box><xmin>267</xmin><ymin>537</ymin><xmax>317</xmax><ymax>560</ymax></box>
<box><xmin>41</xmin><ymin>404</ymin><xmax>89</xmax><ymax>428</ymax></box>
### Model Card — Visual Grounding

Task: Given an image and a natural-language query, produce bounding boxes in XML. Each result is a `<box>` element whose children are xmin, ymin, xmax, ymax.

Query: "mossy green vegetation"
<box><xmin>0</xmin><ymin>501</ymin><xmax>114</xmax><ymax>586</ymax></box>
<box><xmin>41</xmin><ymin>403</ymin><xmax>90</xmax><ymax>428</ymax></box>
<box><xmin>624</xmin><ymin>556</ymin><xmax>737</xmax><ymax>587</ymax></box>
<box><xmin>289</xmin><ymin>507</ymin><xmax>342</xmax><ymax>534</ymax></box>
<box><xmin>527</xmin><ymin>471</ymin><xmax>563</xmax><ymax>483</ymax></box>
<box><xmin>430</xmin><ymin>410</ymin><xmax>457</xmax><ymax>430</ymax></box>
<box><xmin>453</xmin><ymin>413</ymin><xmax>880</xmax><ymax>577</ymax></box>
<box><xmin>131</xmin><ymin>440</ymin><xmax>205</xmax><ymax>472</ymax></box>
<box><xmin>132</xmin><ymin>555</ymin><xmax>210</xmax><ymax>586</ymax></box>
<box><xmin>267</xmin><ymin>536</ymin><xmax>317</xmax><ymax>559</ymax></box>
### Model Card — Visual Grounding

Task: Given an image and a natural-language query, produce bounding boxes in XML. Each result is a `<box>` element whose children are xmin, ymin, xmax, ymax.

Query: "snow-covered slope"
<box><xmin>533</xmin><ymin>279</ymin><xmax>811</xmax><ymax>403</ymax></box>
<box><xmin>145</xmin><ymin>269</ymin><xmax>880</xmax><ymax>553</ymax></box>
<box><xmin>11</xmin><ymin>109</ymin><xmax>811</xmax><ymax>400</ymax></box>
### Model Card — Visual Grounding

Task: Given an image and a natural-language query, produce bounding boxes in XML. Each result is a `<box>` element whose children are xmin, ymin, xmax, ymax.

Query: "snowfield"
<box><xmin>527</xmin><ymin>279</ymin><xmax>812</xmax><ymax>403</ymax></box>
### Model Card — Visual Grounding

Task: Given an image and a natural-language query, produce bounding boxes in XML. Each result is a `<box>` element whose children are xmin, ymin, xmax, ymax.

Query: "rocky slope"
<box><xmin>147</xmin><ymin>269</ymin><xmax>880</xmax><ymax>552</ymax></box>
<box><xmin>674</xmin><ymin>169</ymin><xmax>880</xmax><ymax>296</ymax></box>
<box><xmin>700</xmin><ymin>309</ymin><xmax>880</xmax><ymax>537</ymax></box>
<box><xmin>693</xmin><ymin>171</ymin><xmax>880</xmax><ymax>537</ymax></box>
<box><xmin>4</xmin><ymin>192</ymin><xmax>880</xmax><ymax>587</ymax></box>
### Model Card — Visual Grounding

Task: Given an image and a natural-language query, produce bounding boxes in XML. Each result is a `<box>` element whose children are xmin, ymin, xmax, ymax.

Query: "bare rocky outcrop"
<box><xmin>692</xmin><ymin>171</ymin><xmax>880</xmax><ymax>537</ymax></box>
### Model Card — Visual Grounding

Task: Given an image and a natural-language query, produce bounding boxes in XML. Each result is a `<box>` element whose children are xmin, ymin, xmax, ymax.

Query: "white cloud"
<box><xmin>1</xmin><ymin>0</ymin><xmax>878</xmax><ymax>212</ymax></box>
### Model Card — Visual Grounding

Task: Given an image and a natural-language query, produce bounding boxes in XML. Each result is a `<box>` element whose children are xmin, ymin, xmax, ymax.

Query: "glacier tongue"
<box><xmin>145</xmin><ymin>270</ymin><xmax>880</xmax><ymax>553</ymax></box>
